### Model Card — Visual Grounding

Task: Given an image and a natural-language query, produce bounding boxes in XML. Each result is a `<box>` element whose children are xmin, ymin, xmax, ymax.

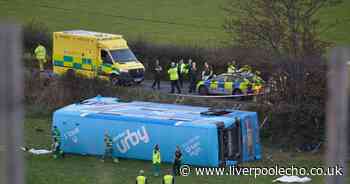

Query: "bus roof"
<box><xmin>54</xmin><ymin>96</ymin><xmax>256</xmax><ymax>128</ymax></box>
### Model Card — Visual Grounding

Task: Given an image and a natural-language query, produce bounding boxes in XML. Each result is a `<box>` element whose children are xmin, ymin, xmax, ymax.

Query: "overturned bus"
<box><xmin>52</xmin><ymin>96</ymin><xmax>261</xmax><ymax>167</ymax></box>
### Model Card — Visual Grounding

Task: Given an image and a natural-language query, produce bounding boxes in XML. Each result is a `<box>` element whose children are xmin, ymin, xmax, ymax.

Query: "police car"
<box><xmin>196</xmin><ymin>72</ymin><xmax>263</xmax><ymax>96</ymax></box>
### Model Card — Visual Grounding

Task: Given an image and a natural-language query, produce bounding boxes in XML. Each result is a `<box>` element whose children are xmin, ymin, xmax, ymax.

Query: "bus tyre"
<box><xmin>110</xmin><ymin>75</ymin><xmax>120</xmax><ymax>86</ymax></box>
<box><xmin>233</xmin><ymin>89</ymin><xmax>244</xmax><ymax>100</ymax></box>
<box><xmin>198</xmin><ymin>86</ymin><xmax>209</xmax><ymax>95</ymax></box>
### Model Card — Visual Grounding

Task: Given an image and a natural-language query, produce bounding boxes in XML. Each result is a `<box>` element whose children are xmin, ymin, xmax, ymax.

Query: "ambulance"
<box><xmin>52</xmin><ymin>30</ymin><xmax>145</xmax><ymax>84</ymax></box>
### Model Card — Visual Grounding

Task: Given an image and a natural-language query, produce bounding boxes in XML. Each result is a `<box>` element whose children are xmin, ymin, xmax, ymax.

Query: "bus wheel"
<box><xmin>110</xmin><ymin>75</ymin><xmax>120</xmax><ymax>86</ymax></box>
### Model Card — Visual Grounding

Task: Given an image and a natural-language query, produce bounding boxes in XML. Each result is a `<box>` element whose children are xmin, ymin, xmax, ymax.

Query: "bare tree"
<box><xmin>223</xmin><ymin>0</ymin><xmax>344</xmax><ymax>59</ymax></box>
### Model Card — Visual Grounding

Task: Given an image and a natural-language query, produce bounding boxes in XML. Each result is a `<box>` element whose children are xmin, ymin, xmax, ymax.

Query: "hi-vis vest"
<box><xmin>152</xmin><ymin>150</ymin><xmax>161</xmax><ymax>164</ymax></box>
<box><xmin>163</xmin><ymin>174</ymin><xmax>174</xmax><ymax>184</ymax></box>
<box><xmin>34</xmin><ymin>45</ymin><xmax>46</xmax><ymax>60</ymax></box>
<box><xmin>136</xmin><ymin>175</ymin><xmax>146</xmax><ymax>184</ymax></box>
<box><xmin>227</xmin><ymin>65</ymin><xmax>236</xmax><ymax>73</ymax></box>
<box><xmin>168</xmin><ymin>67</ymin><xmax>179</xmax><ymax>81</ymax></box>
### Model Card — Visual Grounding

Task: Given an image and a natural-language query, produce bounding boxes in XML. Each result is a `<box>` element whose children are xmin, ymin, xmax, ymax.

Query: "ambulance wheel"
<box><xmin>66</xmin><ymin>69</ymin><xmax>75</xmax><ymax>78</ymax></box>
<box><xmin>110</xmin><ymin>74</ymin><xmax>120</xmax><ymax>85</ymax></box>
<box><xmin>233</xmin><ymin>89</ymin><xmax>244</xmax><ymax>100</ymax></box>
<box><xmin>198</xmin><ymin>86</ymin><xmax>209</xmax><ymax>95</ymax></box>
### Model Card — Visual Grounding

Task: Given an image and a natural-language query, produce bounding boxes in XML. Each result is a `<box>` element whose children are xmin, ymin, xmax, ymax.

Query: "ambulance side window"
<box><xmin>101</xmin><ymin>50</ymin><xmax>113</xmax><ymax>65</ymax></box>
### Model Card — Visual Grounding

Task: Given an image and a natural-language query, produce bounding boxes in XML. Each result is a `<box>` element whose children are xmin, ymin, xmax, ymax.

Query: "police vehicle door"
<box><xmin>216</xmin><ymin>75</ymin><xmax>227</xmax><ymax>94</ymax></box>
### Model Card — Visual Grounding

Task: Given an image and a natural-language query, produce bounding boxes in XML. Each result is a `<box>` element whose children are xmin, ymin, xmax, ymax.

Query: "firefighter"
<box><xmin>102</xmin><ymin>132</ymin><xmax>119</xmax><ymax>163</ymax></box>
<box><xmin>201</xmin><ymin>62</ymin><xmax>213</xmax><ymax>80</ymax></box>
<box><xmin>168</xmin><ymin>62</ymin><xmax>181</xmax><ymax>94</ymax></box>
<box><xmin>152</xmin><ymin>144</ymin><xmax>161</xmax><ymax>176</ymax></box>
<box><xmin>136</xmin><ymin>170</ymin><xmax>148</xmax><ymax>184</ymax></box>
<box><xmin>162</xmin><ymin>174</ymin><xmax>175</xmax><ymax>184</ymax></box>
<box><xmin>188</xmin><ymin>62</ymin><xmax>198</xmax><ymax>93</ymax></box>
<box><xmin>34</xmin><ymin>43</ymin><xmax>47</xmax><ymax>72</ymax></box>
<box><xmin>227</xmin><ymin>60</ymin><xmax>236</xmax><ymax>73</ymax></box>
<box><xmin>172</xmin><ymin>146</ymin><xmax>182</xmax><ymax>176</ymax></box>
<box><xmin>177</xmin><ymin>59</ymin><xmax>186</xmax><ymax>88</ymax></box>
<box><xmin>52</xmin><ymin>126</ymin><xmax>63</xmax><ymax>159</ymax></box>
<box><xmin>152</xmin><ymin>59</ymin><xmax>162</xmax><ymax>90</ymax></box>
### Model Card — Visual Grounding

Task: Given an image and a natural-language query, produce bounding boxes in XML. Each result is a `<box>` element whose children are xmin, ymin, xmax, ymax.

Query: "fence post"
<box><xmin>326</xmin><ymin>47</ymin><xmax>349</xmax><ymax>184</ymax></box>
<box><xmin>0</xmin><ymin>23</ymin><xmax>24</xmax><ymax>184</ymax></box>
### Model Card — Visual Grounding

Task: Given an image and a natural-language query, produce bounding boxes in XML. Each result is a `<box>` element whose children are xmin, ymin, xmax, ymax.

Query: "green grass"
<box><xmin>24</xmin><ymin>116</ymin><xmax>349</xmax><ymax>184</ymax></box>
<box><xmin>1</xmin><ymin>0</ymin><xmax>349</xmax><ymax>46</ymax></box>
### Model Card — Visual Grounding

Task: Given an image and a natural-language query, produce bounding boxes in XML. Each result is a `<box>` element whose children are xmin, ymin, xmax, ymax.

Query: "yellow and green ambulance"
<box><xmin>52</xmin><ymin>30</ymin><xmax>145</xmax><ymax>84</ymax></box>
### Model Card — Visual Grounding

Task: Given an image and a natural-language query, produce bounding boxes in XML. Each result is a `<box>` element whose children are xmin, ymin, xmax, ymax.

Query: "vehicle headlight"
<box><xmin>119</xmin><ymin>68</ymin><xmax>129</xmax><ymax>73</ymax></box>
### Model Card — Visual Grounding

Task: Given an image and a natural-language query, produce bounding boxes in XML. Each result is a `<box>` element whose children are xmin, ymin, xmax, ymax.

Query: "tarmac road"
<box><xmin>141</xmin><ymin>79</ymin><xmax>192</xmax><ymax>94</ymax></box>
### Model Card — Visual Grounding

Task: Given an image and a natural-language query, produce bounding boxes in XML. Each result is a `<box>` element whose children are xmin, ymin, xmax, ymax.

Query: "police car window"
<box><xmin>214</xmin><ymin>75</ymin><xmax>225</xmax><ymax>81</ymax></box>
<box><xmin>101</xmin><ymin>50</ymin><xmax>113</xmax><ymax>64</ymax></box>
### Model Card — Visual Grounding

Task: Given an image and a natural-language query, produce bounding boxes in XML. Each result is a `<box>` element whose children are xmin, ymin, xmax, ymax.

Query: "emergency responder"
<box><xmin>188</xmin><ymin>62</ymin><xmax>198</xmax><ymax>93</ymax></box>
<box><xmin>162</xmin><ymin>174</ymin><xmax>175</xmax><ymax>184</ymax></box>
<box><xmin>34</xmin><ymin>43</ymin><xmax>47</xmax><ymax>72</ymax></box>
<box><xmin>227</xmin><ymin>60</ymin><xmax>236</xmax><ymax>73</ymax></box>
<box><xmin>102</xmin><ymin>132</ymin><xmax>119</xmax><ymax>163</ymax></box>
<box><xmin>136</xmin><ymin>170</ymin><xmax>148</xmax><ymax>184</ymax></box>
<box><xmin>238</xmin><ymin>65</ymin><xmax>252</xmax><ymax>74</ymax></box>
<box><xmin>201</xmin><ymin>62</ymin><xmax>213</xmax><ymax>80</ymax></box>
<box><xmin>52</xmin><ymin>126</ymin><xmax>63</xmax><ymax>159</ymax></box>
<box><xmin>152</xmin><ymin>59</ymin><xmax>162</xmax><ymax>90</ymax></box>
<box><xmin>252</xmin><ymin>71</ymin><xmax>264</xmax><ymax>93</ymax></box>
<box><xmin>177</xmin><ymin>59</ymin><xmax>186</xmax><ymax>88</ymax></box>
<box><xmin>173</xmin><ymin>146</ymin><xmax>182</xmax><ymax>176</ymax></box>
<box><xmin>168</xmin><ymin>62</ymin><xmax>181</xmax><ymax>94</ymax></box>
<box><xmin>152</xmin><ymin>144</ymin><xmax>161</xmax><ymax>176</ymax></box>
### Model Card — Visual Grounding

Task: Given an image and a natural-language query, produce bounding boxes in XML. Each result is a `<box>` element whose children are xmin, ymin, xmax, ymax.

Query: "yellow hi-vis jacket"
<box><xmin>227</xmin><ymin>65</ymin><xmax>236</xmax><ymax>73</ymax></box>
<box><xmin>136</xmin><ymin>175</ymin><xmax>146</xmax><ymax>184</ymax></box>
<box><xmin>34</xmin><ymin>45</ymin><xmax>46</xmax><ymax>60</ymax></box>
<box><xmin>152</xmin><ymin>150</ymin><xmax>161</xmax><ymax>164</ymax></box>
<box><xmin>168</xmin><ymin>67</ymin><xmax>179</xmax><ymax>81</ymax></box>
<box><xmin>163</xmin><ymin>174</ymin><xmax>174</xmax><ymax>184</ymax></box>
<box><xmin>178</xmin><ymin>63</ymin><xmax>188</xmax><ymax>74</ymax></box>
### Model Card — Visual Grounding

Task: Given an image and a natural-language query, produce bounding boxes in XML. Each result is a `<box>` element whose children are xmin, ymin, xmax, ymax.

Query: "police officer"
<box><xmin>172</xmin><ymin>146</ymin><xmax>182</xmax><ymax>176</ymax></box>
<box><xmin>136</xmin><ymin>170</ymin><xmax>148</xmax><ymax>184</ymax></box>
<box><xmin>177</xmin><ymin>59</ymin><xmax>186</xmax><ymax>88</ymax></box>
<box><xmin>152</xmin><ymin>59</ymin><xmax>162</xmax><ymax>90</ymax></box>
<box><xmin>238</xmin><ymin>65</ymin><xmax>252</xmax><ymax>74</ymax></box>
<box><xmin>102</xmin><ymin>132</ymin><xmax>119</xmax><ymax>163</ymax></box>
<box><xmin>34</xmin><ymin>43</ymin><xmax>47</xmax><ymax>72</ymax></box>
<box><xmin>227</xmin><ymin>60</ymin><xmax>236</xmax><ymax>73</ymax></box>
<box><xmin>162</xmin><ymin>174</ymin><xmax>175</xmax><ymax>184</ymax></box>
<box><xmin>52</xmin><ymin>126</ymin><xmax>64</xmax><ymax>159</ymax></box>
<box><xmin>168</xmin><ymin>62</ymin><xmax>181</xmax><ymax>94</ymax></box>
<box><xmin>152</xmin><ymin>144</ymin><xmax>161</xmax><ymax>176</ymax></box>
<box><xmin>188</xmin><ymin>62</ymin><xmax>198</xmax><ymax>93</ymax></box>
<box><xmin>201</xmin><ymin>62</ymin><xmax>213</xmax><ymax>80</ymax></box>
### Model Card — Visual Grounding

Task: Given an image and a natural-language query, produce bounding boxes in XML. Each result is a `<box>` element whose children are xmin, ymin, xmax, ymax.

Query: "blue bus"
<box><xmin>53</xmin><ymin>96</ymin><xmax>261</xmax><ymax>167</ymax></box>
